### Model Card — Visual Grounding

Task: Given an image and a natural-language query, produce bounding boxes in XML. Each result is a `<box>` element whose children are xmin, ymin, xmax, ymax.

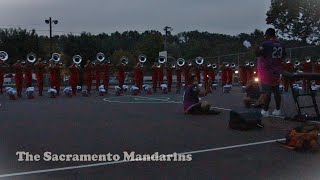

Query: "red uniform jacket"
<box><xmin>117</xmin><ymin>64</ymin><xmax>125</xmax><ymax>80</ymax></box>
<box><xmin>85</xmin><ymin>64</ymin><xmax>93</xmax><ymax>82</ymax></box>
<box><xmin>302</xmin><ymin>62</ymin><xmax>312</xmax><ymax>72</ymax></box>
<box><xmin>24</xmin><ymin>64</ymin><xmax>33</xmax><ymax>86</ymax></box>
<box><xmin>69</xmin><ymin>65</ymin><xmax>80</xmax><ymax>84</ymax></box>
<box><xmin>13</xmin><ymin>63</ymin><xmax>24</xmax><ymax>84</ymax></box>
<box><xmin>34</xmin><ymin>62</ymin><xmax>46</xmax><ymax>82</ymax></box>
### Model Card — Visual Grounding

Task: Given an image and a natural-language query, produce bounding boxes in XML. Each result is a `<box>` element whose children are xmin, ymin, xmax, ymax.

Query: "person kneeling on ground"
<box><xmin>183</xmin><ymin>75</ymin><xmax>220</xmax><ymax>115</ymax></box>
<box><xmin>243</xmin><ymin>78</ymin><xmax>266</xmax><ymax>108</ymax></box>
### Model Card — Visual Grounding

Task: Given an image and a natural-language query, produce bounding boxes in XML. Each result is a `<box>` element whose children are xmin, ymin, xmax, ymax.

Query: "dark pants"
<box><xmin>260</xmin><ymin>84</ymin><xmax>281</xmax><ymax>111</ymax></box>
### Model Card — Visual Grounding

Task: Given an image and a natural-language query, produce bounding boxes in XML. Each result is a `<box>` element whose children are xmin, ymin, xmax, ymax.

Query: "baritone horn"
<box><xmin>177</xmin><ymin>58</ymin><xmax>185</xmax><ymax>67</ymax></box>
<box><xmin>27</xmin><ymin>53</ymin><xmax>37</xmax><ymax>63</ymax></box>
<box><xmin>0</xmin><ymin>51</ymin><xmax>8</xmax><ymax>61</ymax></box>
<box><xmin>73</xmin><ymin>55</ymin><xmax>82</xmax><ymax>65</ymax></box>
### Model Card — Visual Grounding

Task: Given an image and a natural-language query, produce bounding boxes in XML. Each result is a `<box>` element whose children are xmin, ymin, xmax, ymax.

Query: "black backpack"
<box><xmin>229</xmin><ymin>108</ymin><xmax>263</xmax><ymax>130</ymax></box>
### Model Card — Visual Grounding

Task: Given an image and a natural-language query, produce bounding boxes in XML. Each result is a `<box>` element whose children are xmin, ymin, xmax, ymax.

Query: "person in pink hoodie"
<box><xmin>256</xmin><ymin>28</ymin><xmax>286</xmax><ymax>117</ymax></box>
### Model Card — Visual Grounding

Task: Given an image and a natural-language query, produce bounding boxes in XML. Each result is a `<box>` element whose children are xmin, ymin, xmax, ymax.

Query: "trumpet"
<box><xmin>231</xmin><ymin>63</ymin><xmax>236</xmax><ymax>68</ymax></box>
<box><xmin>206</xmin><ymin>63</ymin><xmax>212</xmax><ymax>67</ymax></box>
<box><xmin>249</xmin><ymin>62</ymin><xmax>255</xmax><ymax>67</ymax></box>
<box><xmin>0</xmin><ymin>51</ymin><xmax>9</xmax><ymax>61</ymax></box>
<box><xmin>73</xmin><ymin>55</ymin><xmax>82</xmax><ymax>65</ymax></box>
<box><xmin>295</xmin><ymin>61</ymin><xmax>300</xmax><ymax>66</ymax></box>
<box><xmin>121</xmin><ymin>56</ymin><xmax>128</xmax><ymax>65</ymax></box>
<box><xmin>27</xmin><ymin>53</ymin><xmax>37</xmax><ymax>63</ymax></box>
<box><xmin>177</xmin><ymin>58</ymin><xmax>185</xmax><ymax>67</ymax></box>
<box><xmin>171</xmin><ymin>63</ymin><xmax>176</xmax><ymax>68</ymax></box>
<box><xmin>195</xmin><ymin>57</ymin><xmax>204</xmax><ymax>65</ymax></box>
<box><xmin>245</xmin><ymin>62</ymin><xmax>250</xmax><ymax>66</ymax></box>
<box><xmin>188</xmin><ymin>61</ymin><xmax>192</xmax><ymax>66</ymax></box>
<box><xmin>225</xmin><ymin>63</ymin><xmax>230</xmax><ymax>67</ymax></box>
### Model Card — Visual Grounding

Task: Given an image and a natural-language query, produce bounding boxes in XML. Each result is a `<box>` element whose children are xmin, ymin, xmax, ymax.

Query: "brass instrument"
<box><xmin>195</xmin><ymin>57</ymin><xmax>204</xmax><ymax>65</ymax></box>
<box><xmin>73</xmin><ymin>55</ymin><xmax>82</xmax><ymax>65</ymax></box>
<box><xmin>212</xmin><ymin>64</ymin><xmax>217</xmax><ymax>69</ymax></box>
<box><xmin>158</xmin><ymin>56</ymin><xmax>166</xmax><ymax>64</ymax></box>
<box><xmin>139</xmin><ymin>54</ymin><xmax>147</xmax><ymax>63</ymax></box>
<box><xmin>231</xmin><ymin>63</ymin><xmax>236</xmax><ymax>68</ymax></box>
<box><xmin>249</xmin><ymin>62</ymin><xmax>255</xmax><ymax>67</ymax></box>
<box><xmin>305</xmin><ymin>56</ymin><xmax>311</xmax><ymax>63</ymax></box>
<box><xmin>27</xmin><ymin>53</ymin><xmax>37</xmax><ymax>63</ymax></box>
<box><xmin>0</xmin><ymin>51</ymin><xmax>9</xmax><ymax>61</ymax></box>
<box><xmin>121</xmin><ymin>56</ymin><xmax>128</xmax><ymax>65</ymax></box>
<box><xmin>96</xmin><ymin>52</ymin><xmax>105</xmax><ymax>63</ymax></box>
<box><xmin>177</xmin><ymin>58</ymin><xmax>185</xmax><ymax>67</ymax></box>
<box><xmin>51</xmin><ymin>53</ymin><xmax>61</xmax><ymax>63</ymax></box>
<box><xmin>285</xmin><ymin>59</ymin><xmax>291</xmax><ymax>64</ymax></box>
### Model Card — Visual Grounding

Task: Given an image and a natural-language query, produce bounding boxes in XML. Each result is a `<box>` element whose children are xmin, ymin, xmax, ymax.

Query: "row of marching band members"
<box><xmin>281</xmin><ymin>57</ymin><xmax>320</xmax><ymax>92</ymax></box>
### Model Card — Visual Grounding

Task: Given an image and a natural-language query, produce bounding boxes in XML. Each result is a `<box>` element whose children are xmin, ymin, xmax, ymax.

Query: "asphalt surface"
<box><xmin>0</xmin><ymin>86</ymin><xmax>320</xmax><ymax>180</ymax></box>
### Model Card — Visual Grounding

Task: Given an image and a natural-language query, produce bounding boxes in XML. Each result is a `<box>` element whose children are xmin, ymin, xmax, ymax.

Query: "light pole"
<box><xmin>45</xmin><ymin>17</ymin><xmax>58</xmax><ymax>54</ymax></box>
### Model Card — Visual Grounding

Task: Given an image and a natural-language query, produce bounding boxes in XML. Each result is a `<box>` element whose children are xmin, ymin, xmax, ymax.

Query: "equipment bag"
<box><xmin>229</xmin><ymin>108</ymin><xmax>263</xmax><ymax>130</ymax></box>
<box><xmin>280</xmin><ymin>125</ymin><xmax>320</xmax><ymax>152</ymax></box>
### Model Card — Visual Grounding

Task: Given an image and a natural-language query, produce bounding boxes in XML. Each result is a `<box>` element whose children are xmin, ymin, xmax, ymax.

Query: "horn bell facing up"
<box><xmin>27</xmin><ymin>53</ymin><xmax>37</xmax><ymax>63</ymax></box>
<box><xmin>0</xmin><ymin>51</ymin><xmax>8</xmax><ymax>61</ymax></box>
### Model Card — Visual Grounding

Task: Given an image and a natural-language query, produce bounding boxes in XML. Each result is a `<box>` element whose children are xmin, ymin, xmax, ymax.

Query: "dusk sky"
<box><xmin>0</xmin><ymin>0</ymin><xmax>273</xmax><ymax>36</ymax></box>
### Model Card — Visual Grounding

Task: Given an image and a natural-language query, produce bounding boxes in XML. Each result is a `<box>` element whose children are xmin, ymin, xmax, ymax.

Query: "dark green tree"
<box><xmin>266</xmin><ymin>0</ymin><xmax>320</xmax><ymax>43</ymax></box>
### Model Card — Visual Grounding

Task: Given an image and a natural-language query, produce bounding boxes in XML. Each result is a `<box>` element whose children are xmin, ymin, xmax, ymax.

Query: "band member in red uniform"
<box><xmin>69</xmin><ymin>62</ymin><xmax>80</xmax><ymax>95</ymax></box>
<box><xmin>314</xmin><ymin>60</ymin><xmax>320</xmax><ymax>85</ymax></box>
<box><xmin>24</xmin><ymin>61</ymin><xmax>33</xmax><ymax>88</ymax></box>
<box><xmin>281</xmin><ymin>59</ymin><xmax>294</xmax><ymax>92</ymax></box>
<box><xmin>116</xmin><ymin>60</ymin><xmax>126</xmax><ymax>89</ymax></box>
<box><xmin>34</xmin><ymin>59</ymin><xmax>46</xmax><ymax>96</ymax></box>
<box><xmin>194</xmin><ymin>65</ymin><xmax>201</xmax><ymax>84</ymax></box>
<box><xmin>166</xmin><ymin>63</ymin><xmax>174</xmax><ymax>92</ymax></box>
<box><xmin>84</xmin><ymin>60</ymin><xmax>93</xmax><ymax>93</ymax></box>
<box><xmin>158</xmin><ymin>63</ymin><xmax>164</xmax><ymax>87</ymax></box>
<box><xmin>94</xmin><ymin>62</ymin><xmax>101</xmax><ymax>90</ymax></box>
<box><xmin>302</xmin><ymin>58</ymin><xmax>312</xmax><ymax>91</ymax></box>
<box><xmin>226</xmin><ymin>64</ymin><xmax>234</xmax><ymax>85</ymax></box>
<box><xmin>151</xmin><ymin>62</ymin><xmax>159</xmax><ymax>92</ymax></box>
<box><xmin>134</xmin><ymin>62</ymin><xmax>144</xmax><ymax>92</ymax></box>
<box><xmin>246</xmin><ymin>63</ymin><xmax>255</xmax><ymax>83</ymax></box>
<box><xmin>239</xmin><ymin>64</ymin><xmax>247</xmax><ymax>86</ymax></box>
<box><xmin>183</xmin><ymin>62</ymin><xmax>192</xmax><ymax>86</ymax></box>
<box><xmin>220</xmin><ymin>63</ymin><xmax>228</xmax><ymax>86</ymax></box>
<box><xmin>102</xmin><ymin>61</ymin><xmax>113</xmax><ymax>93</ymax></box>
<box><xmin>202</xmin><ymin>64</ymin><xmax>209</xmax><ymax>91</ymax></box>
<box><xmin>12</xmin><ymin>60</ymin><xmax>24</xmax><ymax>97</ymax></box>
<box><xmin>176</xmin><ymin>65</ymin><xmax>182</xmax><ymax>92</ymax></box>
<box><xmin>53</xmin><ymin>62</ymin><xmax>62</xmax><ymax>95</ymax></box>
<box><xmin>208</xmin><ymin>65</ymin><xmax>216</xmax><ymax>85</ymax></box>
<box><xmin>0</xmin><ymin>60</ymin><xmax>9</xmax><ymax>94</ymax></box>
